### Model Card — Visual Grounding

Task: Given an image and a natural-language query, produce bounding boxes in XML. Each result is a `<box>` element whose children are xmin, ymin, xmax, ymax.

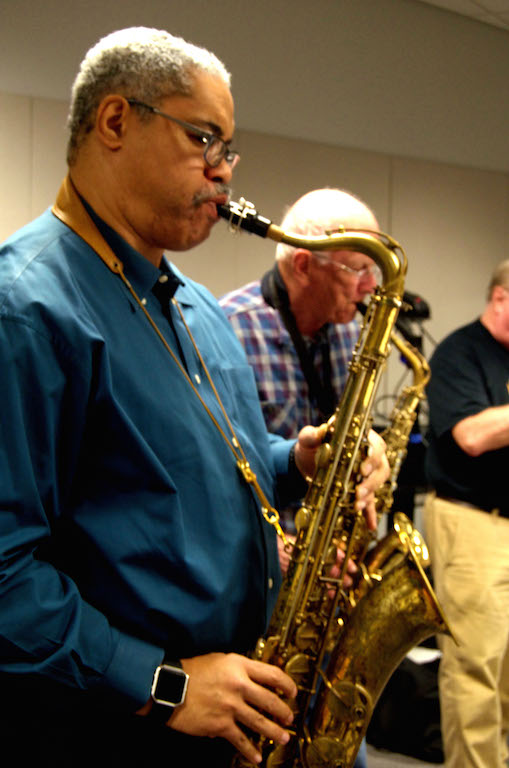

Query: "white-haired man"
<box><xmin>0</xmin><ymin>30</ymin><xmax>387</xmax><ymax>767</ymax></box>
<box><xmin>220</xmin><ymin>188</ymin><xmax>380</xmax><ymax>439</ymax></box>
<box><xmin>220</xmin><ymin>188</ymin><xmax>382</xmax><ymax>768</ymax></box>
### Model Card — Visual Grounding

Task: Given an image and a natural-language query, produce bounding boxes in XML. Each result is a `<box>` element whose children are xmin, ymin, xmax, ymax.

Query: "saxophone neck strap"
<box><xmin>51</xmin><ymin>176</ymin><xmax>287</xmax><ymax>542</ymax></box>
<box><xmin>261</xmin><ymin>265</ymin><xmax>335</xmax><ymax>420</ymax></box>
<box><xmin>52</xmin><ymin>175</ymin><xmax>125</xmax><ymax>277</ymax></box>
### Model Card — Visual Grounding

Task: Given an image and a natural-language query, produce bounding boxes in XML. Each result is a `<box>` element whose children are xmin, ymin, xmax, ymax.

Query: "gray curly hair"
<box><xmin>67</xmin><ymin>27</ymin><xmax>231</xmax><ymax>165</ymax></box>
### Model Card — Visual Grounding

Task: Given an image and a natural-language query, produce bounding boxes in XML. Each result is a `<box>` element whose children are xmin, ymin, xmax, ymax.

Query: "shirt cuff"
<box><xmin>101</xmin><ymin>629</ymin><xmax>164</xmax><ymax>709</ymax></box>
<box><xmin>269</xmin><ymin>435</ymin><xmax>294</xmax><ymax>477</ymax></box>
<box><xmin>271</xmin><ymin>437</ymin><xmax>309</xmax><ymax>508</ymax></box>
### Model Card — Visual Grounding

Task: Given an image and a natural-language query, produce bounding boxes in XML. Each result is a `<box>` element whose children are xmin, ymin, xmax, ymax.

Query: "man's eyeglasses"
<box><xmin>314</xmin><ymin>253</ymin><xmax>381</xmax><ymax>282</ymax></box>
<box><xmin>127</xmin><ymin>98</ymin><xmax>240</xmax><ymax>169</ymax></box>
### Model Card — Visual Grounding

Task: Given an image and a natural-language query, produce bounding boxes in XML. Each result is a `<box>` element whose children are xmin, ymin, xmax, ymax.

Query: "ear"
<box><xmin>95</xmin><ymin>95</ymin><xmax>130</xmax><ymax>152</ymax></box>
<box><xmin>492</xmin><ymin>285</ymin><xmax>507</xmax><ymax>309</ymax></box>
<box><xmin>292</xmin><ymin>249</ymin><xmax>313</xmax><ymax>284</ymax></box>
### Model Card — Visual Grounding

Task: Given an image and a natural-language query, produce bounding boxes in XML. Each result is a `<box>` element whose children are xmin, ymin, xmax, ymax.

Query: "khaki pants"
<box><xmin>424</xmin><ymin>493</ymin><xmax>509</xmax><ymax>768</ymax></box>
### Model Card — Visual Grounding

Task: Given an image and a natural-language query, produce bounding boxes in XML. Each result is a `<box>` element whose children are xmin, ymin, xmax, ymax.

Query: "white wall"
<box><xmin>2</xmin><ymin>0</ymin><xmax>509</xmax><ymax>172</ymax></box>
<box><xmin>2</xmin><ymin>89</ymin><xmax>508</xmax><ymax>420</ymax></box>
<box><xmin>0</xmin><ymin>93</ymin><xmax>68</xmax><ymax>236</ymax></box>
<box><xmin>1</xmin><ymin>0</ymin><xmax>508</xmax><ymax>421</ymax></box>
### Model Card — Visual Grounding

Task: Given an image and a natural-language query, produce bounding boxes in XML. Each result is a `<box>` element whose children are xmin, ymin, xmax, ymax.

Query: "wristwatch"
<box><xmin>151</xmin><ymin>659</ymin><xmax>189</xmax><ymax>712</ymax></box>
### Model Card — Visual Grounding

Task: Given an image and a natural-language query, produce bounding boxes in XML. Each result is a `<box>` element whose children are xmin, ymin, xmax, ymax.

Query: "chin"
<box><xmin>196</xmin><ymin>217</ymin><xmax>217</xmax><ymax>243</ymax></box>
<box><xmin>168</xmin><ymin>219</ymin><xmax>215</xmax><ymax>252</ymax></box>
<box><xmin>191</xmin><ymin>209</ymin><xmax>217</xmax><ymax>239</ymax></box>
<box><xmin>335</xmin><ymin>310</ymin><xmax>356</xmax><ymax>324</ymax></box>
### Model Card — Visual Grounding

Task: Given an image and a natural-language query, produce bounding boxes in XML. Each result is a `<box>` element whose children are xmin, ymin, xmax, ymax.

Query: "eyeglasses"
<box><xmin>314</xmin><ymin>253</ymin><xmax>381</xmax><ymax>282</ymax></box>
<box><xmin>127</xmin><ymin>98</ymin><xmax>240</xmax><ymax>169</ymax></box>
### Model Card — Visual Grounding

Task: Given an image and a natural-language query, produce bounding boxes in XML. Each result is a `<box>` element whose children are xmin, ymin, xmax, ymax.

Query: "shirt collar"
<box><xmin>261</xmin><ymin>264</ymin><xmax>330</xmax><ymax>347</ymax></box>
<box><xmin>81</xmin><ymin>195</ymin><xmax>184</xmax><ymax>301</ymax></box>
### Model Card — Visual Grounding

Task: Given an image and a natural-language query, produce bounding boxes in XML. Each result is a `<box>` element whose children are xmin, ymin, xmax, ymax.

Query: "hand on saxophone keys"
<box><xmin>356</xmin><ymin>428</ymin><xmax>390</xmax><ymax>529</ymax></box>
<box><xmin>138</xmin><ymin>652</ymin><xmax>298</xmax><ymax>765</ymax></box>
<box><xmin>294</xmin><ymin>424</ymin><xmax>389</xmax><ymax>532</ymax></box>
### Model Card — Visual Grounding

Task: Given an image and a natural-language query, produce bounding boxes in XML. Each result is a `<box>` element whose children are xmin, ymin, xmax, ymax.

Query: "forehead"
<box><xmin>328</xmin><ymin>249</ymin><xmax>374</xmax><ymax>266</ymax></box>
<box><xmin>164</xmin><ymin>71</ymin><xmax>234</xmax><ymax>136</ymax></box>
<box><xmin>337</xmin><ymin>209</ymin><xmax>378</xmax><ymax>232</ymax></box>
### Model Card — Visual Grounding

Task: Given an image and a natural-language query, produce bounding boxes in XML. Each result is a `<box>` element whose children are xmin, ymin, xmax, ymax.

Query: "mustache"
<box><xmin>192</xmin><ymin>183</ymin><xmax>231</xmax><ymax>207</ymax></box>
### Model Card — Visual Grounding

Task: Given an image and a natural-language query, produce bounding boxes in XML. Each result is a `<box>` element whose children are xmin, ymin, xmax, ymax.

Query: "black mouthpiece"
<box><xmin>357</xmin><ymin>295</ymin><xmax>429</xmax><ymax>346</ymax></box>
<box><xmin>217</xmin><ymin>201</ymin><xmax>273</xmax><ymax>239</ymax></box>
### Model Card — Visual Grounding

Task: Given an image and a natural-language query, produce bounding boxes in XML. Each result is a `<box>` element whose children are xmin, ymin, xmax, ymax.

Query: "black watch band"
<box><xmin>150</xmin><ymin>658</ymin><xmax>189</xmax><ymax>725</ymax></box>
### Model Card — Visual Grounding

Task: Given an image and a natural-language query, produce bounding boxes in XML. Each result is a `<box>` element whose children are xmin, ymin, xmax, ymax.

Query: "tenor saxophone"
<box><xmin>356</xmin><ymin>303</ymin><xmax>431</xmax><ymax>518</ymax></box>
<box><xmin>375</xmin><ymin>331</ymin><xmax>430</xmax><ymax>516</ymax></box>
<box><xmin>218</xmin><ymin>199</ymin><xmax>450</xmax><ymax>768</ymax></box>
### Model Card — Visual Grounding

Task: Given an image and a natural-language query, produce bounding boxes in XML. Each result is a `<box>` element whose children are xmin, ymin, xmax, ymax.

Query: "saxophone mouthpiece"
<box><xmin>217</xmin><ymin>198</ymin><xmax>273</xmax><ymax>238</ymax></box>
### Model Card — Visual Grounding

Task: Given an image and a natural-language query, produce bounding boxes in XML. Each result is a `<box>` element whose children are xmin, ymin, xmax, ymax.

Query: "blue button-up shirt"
<box><xmin>0</xmin><ymin>202</ymin><xmax>292</xmax><ymax>708</ymax></box>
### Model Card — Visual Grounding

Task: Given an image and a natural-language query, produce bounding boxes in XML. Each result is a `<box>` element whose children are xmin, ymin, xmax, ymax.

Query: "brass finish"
<box><xmin>375</xmin><ymin>333</ymin><xmax>430</xmax><ymax>516</ymax></box>
<box><xmin>218</xmin><ymin>199</ymin><xmax>450</xmax><ymax>768</ymax></box>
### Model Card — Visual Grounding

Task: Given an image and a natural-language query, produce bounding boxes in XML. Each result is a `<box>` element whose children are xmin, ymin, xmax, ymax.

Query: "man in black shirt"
<box><xmin>424</xmin><ymin>259</ymin><xmax>509</xmax><ymax>768</ymax></box>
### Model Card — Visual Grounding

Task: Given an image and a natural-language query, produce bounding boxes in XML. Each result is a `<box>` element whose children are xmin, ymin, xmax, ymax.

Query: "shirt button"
<box><xmin>141</xmin><ymin>298</ymin><xmax>147</xmax><ymax>305</ymax></box>
<box><xmin>194</xmin><ymin>374</ymin><xmax>201</xmax><ymax>384</ymax></box>
<box><xmin>268</xmin><ymin>577</ymin><xmax>274</xmax><ymax>590</ymax></box>
<box><xmin>159</xmin><ymin>274</ymin><xmax>169</xmax><ymax>283</ymax></box>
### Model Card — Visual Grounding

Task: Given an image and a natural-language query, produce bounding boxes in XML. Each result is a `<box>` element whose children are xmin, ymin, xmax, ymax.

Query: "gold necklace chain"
<box><xmin>50</xmin><ymin>178</ymin><xmax>287</xmax><ymax>541</ymax></box>
<box><xmin>50</xmin><ymin>176</ymin><xmax>287</xmax><ymax>542</ymax></box>
<box><xmin>118</xmin><ymin>269</ymin><xmax>288</xmax><ymax>544</ymax></box>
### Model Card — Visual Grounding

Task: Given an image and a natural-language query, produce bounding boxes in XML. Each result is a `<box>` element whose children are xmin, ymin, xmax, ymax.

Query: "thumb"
<box><xmin>297</xmin><ymin>423</ymin><xmax>327</xmax><ymax>449</ymax></box>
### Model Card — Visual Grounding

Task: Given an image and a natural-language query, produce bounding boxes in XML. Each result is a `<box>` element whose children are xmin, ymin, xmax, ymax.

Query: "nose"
<box><xmin>359</xmin><ymin>275</ymin><xmax>377</xmax><ymax>296</ymax></box>
<box><xmin>204</xmin><ymin>156</ymin><xmax>234</xmax><ymax>185</ymax></box>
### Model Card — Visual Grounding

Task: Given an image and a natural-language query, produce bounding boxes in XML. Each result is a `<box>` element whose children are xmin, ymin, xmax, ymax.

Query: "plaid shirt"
<box><xmin>219</xmin><ymin>280</ymin><xmax>359</xmax><ymax>439</ymax></box>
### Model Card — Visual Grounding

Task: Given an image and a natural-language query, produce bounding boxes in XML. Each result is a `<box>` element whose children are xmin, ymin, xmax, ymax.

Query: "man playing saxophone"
<box><xmin>220</xmin><ymin>188</ymin><xmax>387</xmax><ymax>768</ymax></box>
<box><xmin>0</xmin><ymin>27</ymin><xmax>389</xmax><ymax>768</ymax></box>
<box><xmin>219</xmin><ymin>188</ymin><xmax>385</xmax><ymax>547</ymax></box>
<box><xmin>219</xmin><ymin>189</ymin><xmax>380</xmax><ymax>438</ymax></box>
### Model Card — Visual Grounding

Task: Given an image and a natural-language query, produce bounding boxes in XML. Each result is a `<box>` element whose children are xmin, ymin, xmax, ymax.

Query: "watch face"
<box><xmin>152</xmin><ymin>665</ymin><xmax>189</xmax><ymax>707</ymax></box>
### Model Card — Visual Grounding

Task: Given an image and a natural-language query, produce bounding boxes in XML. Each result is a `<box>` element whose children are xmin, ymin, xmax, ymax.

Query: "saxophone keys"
<box><xmin>265</xmin><ymin>738</ymin><xmax>299</xmax><ymax>768</ymax></box>
<box><xmin>295</xmin><ymin>505</ymin><xmax>312</xmax><ymax>533</ymax></box>
<box><xmin>324</xmin><ymin>545</ymin><xmax>337</xmax><ymax>567</ymax></box>
<box><xmin>325</xmin><ymin>679</ymin><xmax>370</xmax><ymax>724</ymax></box>
<box><xmin>284</xmin><ymin>651</ymin><xmax>313</xmax><ymax>684</ymax></box>
<box><xmin>294</xmin><ymin>621</ymin><xmax>321</xmax><ymax>653</ymax></box>
<box><xmin>305</xmin><ymin>735</ymin><xmax>347</xmax><ymax>768</ymax></box>
<box><xmin>315</xmin><ymin>442</ymin><xmax>332</xmax><ymax>467</ymax></box>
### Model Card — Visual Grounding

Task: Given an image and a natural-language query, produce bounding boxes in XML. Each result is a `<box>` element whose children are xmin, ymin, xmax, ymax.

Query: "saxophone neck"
<box><xmin>391</xmin><ymin>331</ymin><xmax>430</xmax><ymax>390</ymax></box>
<box><xmin>218</xmin><ymin>198</ymin><xmax>407</xmax><ymax>294</ymax></box>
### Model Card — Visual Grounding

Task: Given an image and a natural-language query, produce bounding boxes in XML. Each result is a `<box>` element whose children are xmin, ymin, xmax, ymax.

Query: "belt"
<box><xmin>436</xmin><ymin>495</ymin><xmax>509</xmax><ymax>518</ymax></box>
